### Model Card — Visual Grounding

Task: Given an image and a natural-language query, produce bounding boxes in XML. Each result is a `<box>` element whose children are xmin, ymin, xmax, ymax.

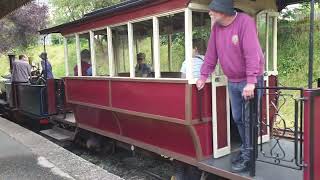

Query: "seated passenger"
<box><xmin>11</xmin><ymin>54</ymin><xmax>31</xmax><ymax>83</ymax></box>
<box><xmin>74</xmin><ymin>49</ymin><xmax>92</xmax><ymax>76</ymax></box>
<box><xmin>135</xmin><ymin>53</ymin><xmax>152</xmax><ymax>77</ymax></box>
<box><xmin>180</xmin><ymin>39</ymin><xmax>206</xmax><ymax>79</ymax></box>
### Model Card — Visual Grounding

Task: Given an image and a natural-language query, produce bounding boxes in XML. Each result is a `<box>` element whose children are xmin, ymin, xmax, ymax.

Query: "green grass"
<box><xmin>0</xmin><ymin>45</ymin><xmax>66</xmax><ymax>78</ymax></box>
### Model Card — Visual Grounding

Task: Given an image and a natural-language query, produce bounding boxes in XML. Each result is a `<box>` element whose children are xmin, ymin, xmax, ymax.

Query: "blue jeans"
<box><xmin>228</xmin><ymin>76</ymin><xmax>264</xmax><ymax>161</ymax></box>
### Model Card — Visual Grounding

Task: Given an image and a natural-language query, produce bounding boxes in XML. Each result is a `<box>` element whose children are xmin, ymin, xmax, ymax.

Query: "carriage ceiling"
<box><xmin>0</xmin><ymin>0</ymin><xmax>31</xmax><ymax>19</ymax></box>
<box><xmin>39</xmin><ymin>0</ymin><xmax>310</xmax><ymax>35</ymax></box>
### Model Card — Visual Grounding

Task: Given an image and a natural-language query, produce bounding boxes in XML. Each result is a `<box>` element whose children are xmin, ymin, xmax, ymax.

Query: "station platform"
<box><xmin>0</xmin><ymin>117</ymin><xmax>123</xmax><ymax>180</ymax></box>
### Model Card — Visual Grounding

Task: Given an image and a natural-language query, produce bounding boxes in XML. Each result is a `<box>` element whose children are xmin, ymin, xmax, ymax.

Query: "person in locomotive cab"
<box><xmin>39</xmin><ymin>52</ymin><xmax>54</xmax><ymax>79</ymax></box>
<box><xmin>135</xmin><ymin>52</ymin><xmax>152</xmax><ymax>77</ymax></box>
<box><xmin>74</xmin><ymin>49</ymin><xmax>92</xmax><ymax>76</ymax></box>
<box><xmin>11</xmin><ymin>54</ymin><xmax>31</xmax><ymax>83</ymax></box>
<box><xmin>196</xmin><ymin>0</ymin><xmax>264</xmax><ymax>173</ymax></box>
<box><xmin>180</xmin><ymin>39</ymin><xmax>206</xmax><ymax>79</ymax></box>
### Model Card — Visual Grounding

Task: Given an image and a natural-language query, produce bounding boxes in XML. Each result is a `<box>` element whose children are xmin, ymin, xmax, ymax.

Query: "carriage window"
<box><xmin>112</xmin><ymin>25</ymin><xmax>130</xmax><ymax>77</ymax></box>
<box><xmin>94</xmin><ymin>30</ymin><xmax>109</xmax><ymax>76</ymax></box>
<box><xmin>159</xmin><ymin>12</ymin><xmax>185</xmax><ymax>78</ymax></box>
<box><xmin>133</xmin><ymin>20</ymin><xmax>154</xmax><ymax>78</ymax></box>
<box><xmin>191</xmin><ymin>11</ymin><xmax>223</xmax><ymax>78</ymax></box>
<box><xmin>66</xmin><ymin>36</ymin><xmax>77</xmax><ymax>76</ymax></box>
<box><xmin>77</xmin><ymin>33</ymin><xmax>92</xmax><ymax>76</ymax></box>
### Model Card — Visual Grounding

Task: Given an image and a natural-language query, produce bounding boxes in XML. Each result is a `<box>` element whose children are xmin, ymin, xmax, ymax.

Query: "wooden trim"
<box><xmin>75</xmin><ymin>34</ymin><xmax>82</xmax><ymax>76</ymax></box>
<box><xmin>64</xmin><ymin>37</ymin><xmax>69</xmax><ymax>76</ymax></box>
<box><xmin>185</xmin><ymin>84</ymin><xmax>192</xmax><ymax>123</ymax></box>
<box><xmin>265</xmin><ymin>14</ymin><xmax>269</xmax><ymax>72</ymax></box>
<box><xmin>78</xmin><ymin>123</ymin><xmax>198</xmax><ymax>165</ymax></box>
<box><xmin>127</xmin><ymin>22</ymin><xmax>135</xmax><ymax>78</ymax></box>
<box><xmin>65</xmin><ymin>76</ymin><xmax>188</xmax><ymax>83</ymax></box>
<box><xmin>89</xmin><ymin>31</ymin><xmax>97</xmax><ymax>76</ymax></box>
<box><xmin>107</xmin><ymin>26</ymin><xmax>115</xmax><ymax>77</ymax></box>
<box><xmin>111</xmin><ymin>112</ymin><xmax>123</xmax><ymax>135</ymax></box>
<box><xmin>188</xmin><ymin>125</ymin><xmax>203</xmax><ymax>160</ymax></box>
<box><xmin>273</xmin><ymin>16</ymin><xmax>278</xmax><ymax>72</ymax></box>
<box><xmin>211</xmin><ymin>76</ymin><xmax>219</xmax><ymax>158</ymax></box>
<box><xmin>212</xmin><ymin>76</ymin><xmax>231</xmax><ymax>158</ymax></box>
<box><xmin>185</xmin><ymin>8</ymin><xmax>193</xmax><ymax>80</ymax></box>
<box><xmin>263</xmin><ymin>77</ymin><xmax>271</xmax><ymax>143</ymax></box>
<box><xmin>68</xmin><ymin>100</ymin><xmax>189</xmax><ymax>125</ymax></box>
<box><xmin>226</xmin><ymin>85</ymin><xmax>231</xmax><ymax>152</ymax></box>
<box><xmin>153</xmin><ymin>16</ymin><xmax>161</xmax><ymax>78</ymax></box>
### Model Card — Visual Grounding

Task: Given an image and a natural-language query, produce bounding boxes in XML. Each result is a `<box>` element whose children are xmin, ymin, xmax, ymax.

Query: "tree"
<box><xmin>49</xmin><ymin>0</ymin><xmax>123</xmax><ymax>25</ymax></box>
<box><xmin>0</xmin><ymin>2</ymin><xmax>48</xmax><ymax>53</ymax></box>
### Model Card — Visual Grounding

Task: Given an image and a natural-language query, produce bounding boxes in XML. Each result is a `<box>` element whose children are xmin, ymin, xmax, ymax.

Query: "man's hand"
<box><xmin>242</xmin><ymin>83</ymin><xmax>255</xmax><ymax>100</ymax></box>
<box><xmin>196</xmin><ymin>79</ymin><xmax>206</xmax><ymax>90</ymax></box>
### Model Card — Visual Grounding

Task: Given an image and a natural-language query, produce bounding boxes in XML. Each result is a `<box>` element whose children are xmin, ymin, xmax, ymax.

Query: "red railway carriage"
<box><xmin>39</xmin><ymin>0</ymin><xmax>320</xmax><ymax>179</ymax></box>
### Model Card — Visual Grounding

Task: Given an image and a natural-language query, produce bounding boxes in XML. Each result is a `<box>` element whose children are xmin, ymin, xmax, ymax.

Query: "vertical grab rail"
<box><xmin>249</xmin><ymin>95</ymin><xmax>258</xmax><ymax>177</ymax></box>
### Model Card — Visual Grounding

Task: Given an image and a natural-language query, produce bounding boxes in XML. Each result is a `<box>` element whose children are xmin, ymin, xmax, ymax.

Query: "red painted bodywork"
<box><xmin>303</xmin><ymin>89</ymin><xmax>320</xmax><ymax>180</ymax></box>
<box><xmin>111</xmin><ymin>81</ymin><xmax>186</xmax><ymax>120</ymax></box>
<box><xmin>216</xmin><ymin>86</ymin><xmax>228</xmax><ymax>149</ymax></box>
<box><xmin>66</xmin><ymin>79</ymin><xmax>110</xmax><ymax>106</ymax></box>
<box><xmin>65</xmin><ymin>77</ymin><xmax>216</xmax><ymax>161</ymax></box>
<box><xmin>61</xmin><ymin>0</ymin><xmax>189</xmax><ymax>35</ymax></box>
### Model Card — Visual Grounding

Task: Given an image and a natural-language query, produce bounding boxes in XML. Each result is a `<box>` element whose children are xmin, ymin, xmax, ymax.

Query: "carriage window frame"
<box><xmin>132</xmin><ymin>19</ymin><xmax>155</xmax><ymax>78</ymax></box>
<box><xmin>78</xmin><ymin>31</ymin><xmax>92</xmax><ymax>77</ymax></box>
<box><xmin>256</xmin><ymin>11</ymin><xmax>279</xmax><ymax>76</ymax></box>
<box><xmin>92</xmin><ymin>28</ymin><xmax>110</xmax><ymax>77</ymax></box>
<box><xmin>110</xmin><ymin>23</ymin><xmax>131</xmax><ymax>77</ymax></box>
<box><xmin>64</xmin><ymin>34</ymin><xmax>78</xmax><ymax>77</ymax></box>
<box><xmin>152</xmin><ymin>10</ymin><xmax>186</xmax><ymax>79</ymax></box>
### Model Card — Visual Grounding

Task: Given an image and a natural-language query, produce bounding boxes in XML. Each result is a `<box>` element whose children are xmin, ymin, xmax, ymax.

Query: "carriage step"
<box><xmin>40</xmin><ymin>126</ymin><xmax>75</xmax><ymax>142</ymax></box>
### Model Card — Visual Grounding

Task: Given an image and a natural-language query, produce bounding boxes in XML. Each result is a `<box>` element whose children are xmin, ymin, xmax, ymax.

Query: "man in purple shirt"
<box><xmin>196</xmin><ymin>0</ymin><xmax>265</xmax><ymax>173</ymax></box>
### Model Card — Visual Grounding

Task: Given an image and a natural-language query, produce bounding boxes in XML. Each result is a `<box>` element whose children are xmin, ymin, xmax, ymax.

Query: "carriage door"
<box><xmin>211</xmin><ymin>66</ymin><xmax>231</xmax><ymax>158</ymax></box>
<box><xmin>256</xmin><ymin>11</ymin><xmax>279</xmax><ymax>143</ymax></box>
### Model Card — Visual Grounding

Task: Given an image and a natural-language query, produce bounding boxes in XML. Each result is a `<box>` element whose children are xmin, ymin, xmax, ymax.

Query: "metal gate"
<box><xmin>249</xmin><ymin>87</ymin><xmax>306</xmax><ymax>176</ymax></box>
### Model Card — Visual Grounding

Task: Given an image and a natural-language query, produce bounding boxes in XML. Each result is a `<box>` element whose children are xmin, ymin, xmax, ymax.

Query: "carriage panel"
<box><xmin>111</xmin><ymin>81</ymin><xmax>186</xmax><ymax>120</ymax></box>
<box><xmin>191</xmin><ymin>84</ymin><xmax>212</xmax><ymax>120</ymax></box>
<box><xmin>66</xmin><ymin>79</ymin><xmax>110</xmax><ymax>107</ymax></box>
<box><xmin>216</xmin><ymin>86</ymin><xmax>228</xmax><ymax>149</ymax></box>
<box><xmin>116</xmin><ymin>113</ymin><xmax>197</xmax><ymax>157</ymax></box>
<box><xmin>74</xmin><ymin>105</ymin><xmax>120</xmax><ymax>134</ymax></box>
<box><xmin>193</xmin><ymin>122</ymin><xmax>213</xmax><ymax>158</ymax></box>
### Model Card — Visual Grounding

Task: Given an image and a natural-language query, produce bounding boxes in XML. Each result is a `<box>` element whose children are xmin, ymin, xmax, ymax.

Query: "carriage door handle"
<box><xmin>198</xmin><ymin>89</ymin><xmax>204</xmax><ymax>122</ymax></box>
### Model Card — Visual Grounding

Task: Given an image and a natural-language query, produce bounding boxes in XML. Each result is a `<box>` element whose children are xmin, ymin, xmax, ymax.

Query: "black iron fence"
<box><xmin>249</xmin><ymin>87</ymin><xmax>306</xmax><ymax>177</ymax></box>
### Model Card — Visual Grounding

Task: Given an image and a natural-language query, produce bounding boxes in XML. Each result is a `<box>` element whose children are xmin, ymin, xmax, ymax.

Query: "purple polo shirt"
<box><xmin>200</xmin><ymin>12</ymin><xmax>264</xmax><ymax>84</ymax></box>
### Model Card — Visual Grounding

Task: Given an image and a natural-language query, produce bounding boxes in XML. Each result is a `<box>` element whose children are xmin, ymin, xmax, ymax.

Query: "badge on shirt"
<box><xmin>232</xmin><ymin>35</ymin><xmax>239</xmax><ymax>45</ymax></box>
